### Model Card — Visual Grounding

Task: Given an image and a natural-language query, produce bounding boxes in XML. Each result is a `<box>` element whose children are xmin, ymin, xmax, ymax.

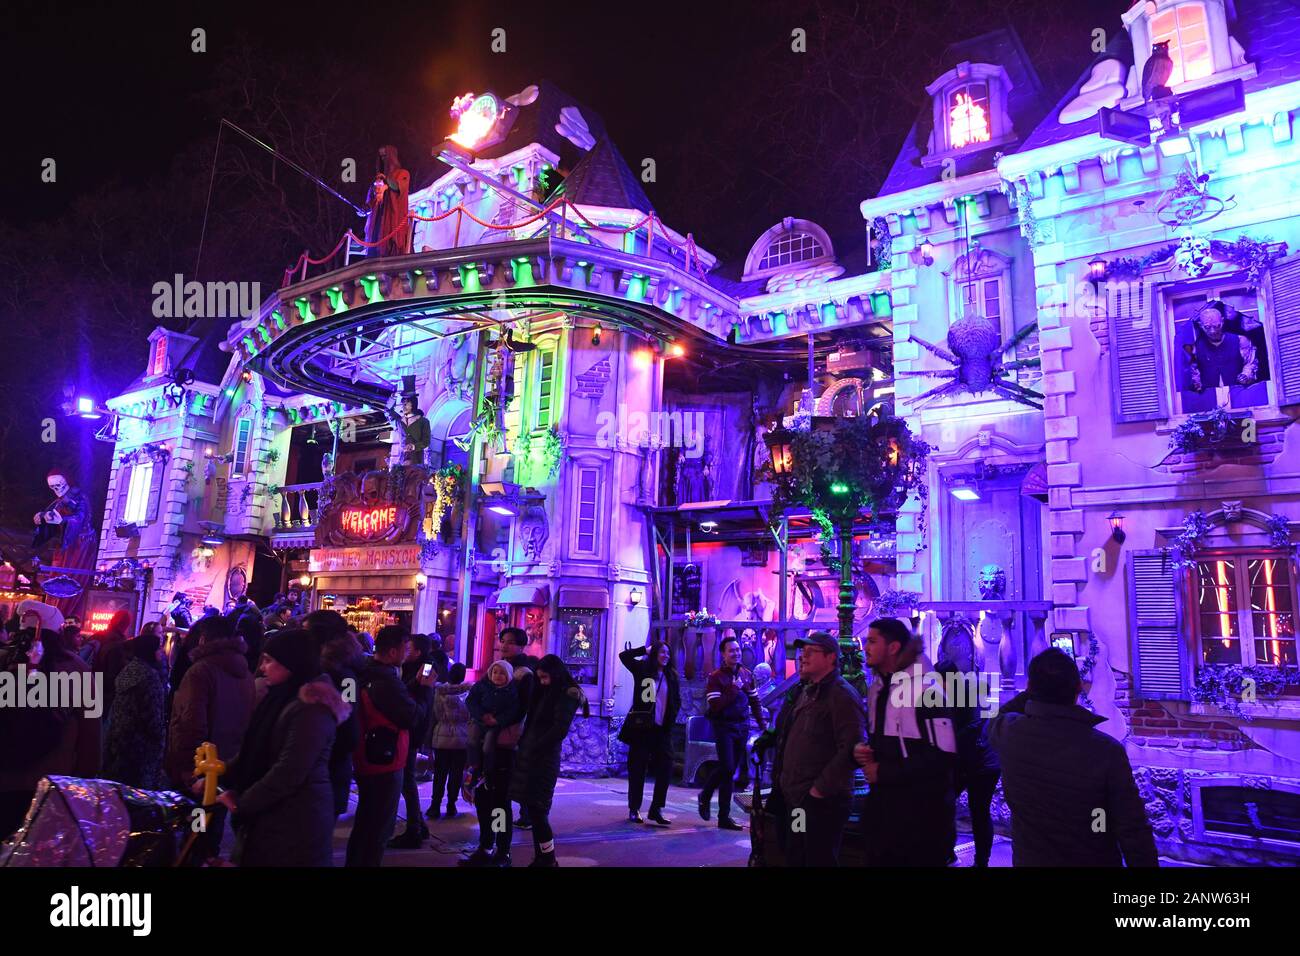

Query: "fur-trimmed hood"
<box><xmin>190</xmin><ymin>636</ymin><xmax>250</xmax><ymax>675</ymax></box>
<box><xmin>298</xmin><ymin>674</ymin><xmax>351</xmax><ymax>725</ymax></box>
<box><xmin>319</xmin><ymin>632</ymin><xmax>365</xmax><ymax>673</ymax></box>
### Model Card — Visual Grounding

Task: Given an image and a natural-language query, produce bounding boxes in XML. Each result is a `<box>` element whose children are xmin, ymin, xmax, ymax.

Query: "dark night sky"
<box><xmin>0</xmin><ymin>0</ymin><xmax>1123</xmax><ymax>525</ymax></box>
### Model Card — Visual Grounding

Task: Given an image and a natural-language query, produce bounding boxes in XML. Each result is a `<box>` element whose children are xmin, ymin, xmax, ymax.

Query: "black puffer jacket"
<box><xmin>935</xmin><ymin>661</ymin><xmax>999</xmax><ymax>779</ymax></box>
<box><xmin>989</xmin><ymin>693</ymin><xmax>1158</xmax><ymax>867</ymax></box>
<box><xmin>509</xmin><ymin>686</ymin><xmax>584</xmax><ymax>812</ymax></box>
<box><xmin>617</xmin><ymin>646</ymin><xmax>680</xmax><ymax>743</ymax></box>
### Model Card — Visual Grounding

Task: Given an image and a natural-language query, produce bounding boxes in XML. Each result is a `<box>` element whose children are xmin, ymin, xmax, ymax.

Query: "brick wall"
<box><xmin>1114</xmin><ymin>671</ymin><xmax>1255</xmax><ymax>752</ymax></box>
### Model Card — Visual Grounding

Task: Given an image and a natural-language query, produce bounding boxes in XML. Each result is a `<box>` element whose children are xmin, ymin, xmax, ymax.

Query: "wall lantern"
<box><xmin>912</xmin><ymin>240</ymin><xmax>935</xmax><ymax>267</ymax></box>
<box><xmin>415</xmin><ymin>572</ymin><xmax>428</xmax><ymax>590</ymax></box>
<box><xmin>1088</xmin><ymin>255</ymin><xmax>1107</xmax><ymax>302</ymax></box>
<box><xmin>592</xmin><ymin>322</ymin><xmax>603</xmax><ymax>346</ymax></box>
<box><xmin>628</xmin><ymin>587</ymin><xmax>643</xmax><ymax>607</ymax></box>
<box><xmin>763</xmin><ymin>424</ymin><xmax>795</xmax><ymax>476</ymax></box>
<box><xmin>1108</xmin><ymin>511</ymin><xmax>1126</xmax><ymax>544</ymax></box>
<box><xmin>298</xmin><ymin>573</ymin><xmax>312</xmax><ymax>588</ymax></box>
<box><xmin>950</xmin><ymin>479</ymin><xmax>980</xmax><ymax>502</ymax></box>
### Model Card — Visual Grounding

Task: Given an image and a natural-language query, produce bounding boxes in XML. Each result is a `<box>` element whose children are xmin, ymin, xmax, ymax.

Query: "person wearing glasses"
<box><xmin>768</xmin><ymin>631</ymin><xmax>866</xmax><ymax>866</ymax></box>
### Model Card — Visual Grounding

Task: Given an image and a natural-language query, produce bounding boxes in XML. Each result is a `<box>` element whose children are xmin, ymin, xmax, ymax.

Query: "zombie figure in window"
<box><xmin>31</xmin><ymin>468</ymin><xmax>97</xmax><ymax>619</ymax></box>
<box><xmin>364</xmin><ymin>145</ymin><xmax>411</xmax><ymax>258</ymax></box>
<box><xmin>1180</xmin><ymin>300</ymin><xmax>1265</xmax><ymax>410</ymax></box>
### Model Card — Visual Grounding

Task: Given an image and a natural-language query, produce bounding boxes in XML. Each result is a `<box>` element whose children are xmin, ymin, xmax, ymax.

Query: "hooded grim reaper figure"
<box><xmin>364</xmin><ymin>145</ymin><xmax>411</xmax><ymax>258</ymax></box>
<box><xmin>31</xmin><ymin>467</ymin><xmax>97</xmax><ymax>618</ymax></box>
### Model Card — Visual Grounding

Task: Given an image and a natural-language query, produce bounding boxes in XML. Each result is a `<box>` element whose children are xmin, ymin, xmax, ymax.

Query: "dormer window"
<box><xmin>1124</xmin><ymin>1</ymin><xmax>1250</xmax><ymax>99</ymax></box>
<box><xmin>1150</xmin><ymin>2</ymin><xmax>1213</xmax><ymax>84</ymax></box>
<box><xmin>924</xmin><ymin>62</ymin><xmax>1015</xmax><ymax>164</ymax></box>
<box><xmin>742</xmin><ymin>218</ymin><xmax>837</xmax><ymax>282</ymax></box>
<box><xmin>150</xmin><ymin>336</ymin><xmax>168</xmax><ymax>377</ymax></box>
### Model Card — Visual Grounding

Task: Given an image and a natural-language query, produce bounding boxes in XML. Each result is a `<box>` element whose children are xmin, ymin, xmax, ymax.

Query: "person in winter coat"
<box><xmin>166</xmin><ymin>615</ymin><xmax>256</xmax><ymax>787</ymax></box>
<box><xmin>698</xmin><ymin>635</ymin><xmax>765</xmax><ymax>830</ymax></box>
<box><xmin>935</xmin><ymin>652</ymin><xmax>1000</xmax><ymax>867</ymax></box>
<box><xmin>464</xmin><ymin>659</ymin><xmax>523</xmax><ymax>792</ymax></box>
<box><xmin>769</xmin><ymin>631</ymin><xmax>866</xmax><ymax>867</ymax></box>
<box><xmin>346</xmin><ymin>625</ymin><xmax>426</xmax><ymax>867</ymax></box>
<box><xmin>93</xmin><ymin>609</ymin><xmax>132</xmax><ymax>717</ymax></box>
<box><xmin>618</xmin><ymin>641</ymin><xmax>680</xmax><ymax>826</ymax></box>
<box><xmin>460</xmin><ymin>661</ymin><xmax>529</xmax><ymax>868</ymax></box>
<box><xmin>103</xmin><ymin>633</ymin><xmax>168</xmax><ymax>789</ymax></box>
<box><xmin>389</xmin><ymin>633</ymin><xmax>437</xmax><ymax>849</ymax></box>
<box><xmin>209</xmin><ymin>628</ymin><xmax>351</xmax><ymax>867</ymax></box>
<box><xmin>854</xmin><ymin>618</ymin><xmax>958</xmax><ymax>867</ymax></box>
<box><xmin>428</xmin><ymin>662</ymin><xmax>470</xmax><ymax>820</ymax></box>
<box><xmin>989</xmin><ymin>648</ymin><xmax>1158</xmax><ymax>867</ymax></box>
<box><xmin>310</xmin><ymin>612</ymin><xmax>365</xmax><ymax>818</ymax></box>
<box><xmin>508</xmin><ymin>655</ymin><xmax>588</xmax><ymax>867</ymax></box>
<box><xmin>0</xmin><ymin>626</ymin><xmax>101</xmax><ymax>839</ymax></box>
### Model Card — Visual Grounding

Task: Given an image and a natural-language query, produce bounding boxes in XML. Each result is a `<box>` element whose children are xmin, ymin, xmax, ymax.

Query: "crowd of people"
<box><xmin>0</xmin><ymin>592</ymin><xmax>1160</xmax><ymax>868</ymax></box>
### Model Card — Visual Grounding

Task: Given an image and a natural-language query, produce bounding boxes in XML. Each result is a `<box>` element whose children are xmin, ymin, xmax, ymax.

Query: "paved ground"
<box><xmin>328</xmin><ymin>774</ymin><xmax>1022</xmax><ymax>867</ymax></box>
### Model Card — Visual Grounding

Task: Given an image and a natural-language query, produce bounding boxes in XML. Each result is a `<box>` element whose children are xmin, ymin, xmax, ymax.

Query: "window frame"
<box><xmin>150</xmin><ymin>336</ymin><xmax>168</xmax><ymax>377</ymax></box>
<box><xmin>1149</xmin><ymin>1</ymin><xmax>1215</xmax><ymax>86</ymax></box>
<box><xmin>572</xmin><ymin>464</ymin><xmax>602</xmax><ymax>557</ymax></box>
<box><xmin>232</xmin><ymin>417</ymin><xmax>254</xmax><ymax>478</ymax></box>
<box><xmin>924</xmin><ymin>61</ymin><xmax>1015</xmax><ymax>164</ymax></box>
<box><xmin>533</xmin><ymin>346</ymin><xmax>557</xmax><ymax>431</ymax></box>
<box><xmin>1189</xmin><ymin>547</ymin><xmax>1298</xmax><ymax>668</ymax></box>
<box><xmin>1158</xmin><ymin>275</ymin><xmax>1274</xmax><ymax>418</ymax></box>
<box><xmin>122</xmin><ymin>459</ymin><xmax>154</xmax><ymax>525</ymax></box>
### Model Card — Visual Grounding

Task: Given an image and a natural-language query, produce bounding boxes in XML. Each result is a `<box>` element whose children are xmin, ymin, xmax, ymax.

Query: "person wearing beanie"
<box><xmin>103</xmin><ymin>632</ymin><xmax>167</xmax><ymax>789</ymax></box>
<box><xmin>308</xmin><ymin>610</ymin><xmax>366</xmax><ymax>819</ymax></box>
<box><xmin>206</xmin><ymin>628</ymin><xmax>351</xmax><ymax>867</ymax></box>
<box><xmin>459</xmin><ymin>657</ymin><xmax>526</xmax><ymax>867</ymax></box>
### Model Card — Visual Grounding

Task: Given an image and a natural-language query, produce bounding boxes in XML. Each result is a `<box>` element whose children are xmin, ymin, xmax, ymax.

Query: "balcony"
<box><xmin>269</xmin><ymin>481</ymin><xmax>323</xmax><ymax>547</ymax></box>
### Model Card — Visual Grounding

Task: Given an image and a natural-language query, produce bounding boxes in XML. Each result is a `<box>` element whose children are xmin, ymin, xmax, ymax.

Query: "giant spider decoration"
<box><xmin>899</xmin><ymin>312</ymin><xmax>1044</xmax><ymax>409</ymax></box>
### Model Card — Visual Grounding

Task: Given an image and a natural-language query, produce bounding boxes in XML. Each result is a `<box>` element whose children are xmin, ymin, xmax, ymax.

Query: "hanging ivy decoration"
<box><xmin>874</xmin><ymin>589</ymin><xmax>922</xmax><ymax>619</ymax></box>
<box><xmin>542</xmin><ymin>425</ymin><xmax>565</xmax><ymax>478</ymax></box>
<box><xmin>1168</xmin><ymin>406</ymin><xmax>1235</xmax><ymax>454</ymax></box>
<box><xmin>429</xmin><ymin>464</ymin><xmax>464</xmax><ymax>537</ymax></box>
<box><xmin>1192</xmin><ymin>665</ymin><xmax>1300</xmax><ymax>719</ymax></box>
<box><xmin>1165</xmin><ymin>510</ymin><xmax>1213</xmax><ymax>569</ymax></box>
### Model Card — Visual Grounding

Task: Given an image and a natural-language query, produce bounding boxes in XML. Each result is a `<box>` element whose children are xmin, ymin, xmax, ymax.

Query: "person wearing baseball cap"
<box><xmin>768</xmin><ymin>630</ymin><xmax>866</xmax><ymax>866</ymax></box>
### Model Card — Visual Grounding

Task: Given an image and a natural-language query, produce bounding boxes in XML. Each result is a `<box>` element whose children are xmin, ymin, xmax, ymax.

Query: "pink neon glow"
<box><xmin>949</xmin><ymin>92</ymin><xmax>990</xmax><ymax>149</ymax></box>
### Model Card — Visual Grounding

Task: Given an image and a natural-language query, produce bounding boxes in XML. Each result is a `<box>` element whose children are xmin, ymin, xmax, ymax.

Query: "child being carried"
<box><xmin>463</xmin><ymin>659</ymin><xmax>523</xmax><ymax>800</ymax></box>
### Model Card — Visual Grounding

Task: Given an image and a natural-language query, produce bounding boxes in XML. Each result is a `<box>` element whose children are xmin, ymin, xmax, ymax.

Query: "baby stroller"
<box><xmin>0</xmin><ymin>776</ymin><xmax>211</xmax><ymax>868</ymax></box>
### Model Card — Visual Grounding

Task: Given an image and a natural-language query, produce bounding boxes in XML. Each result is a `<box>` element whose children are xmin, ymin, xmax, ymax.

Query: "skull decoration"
<box><xmin>978</xmin><ymin>564</ymin><xmax>1007</xmax><ymax>601</ymax></box>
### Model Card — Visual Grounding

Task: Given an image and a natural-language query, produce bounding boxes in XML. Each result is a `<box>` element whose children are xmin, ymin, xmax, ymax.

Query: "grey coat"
<box><xmin>432</xmin><ymin>682</ymin><xmax>471</xmax><ymax>750</ymax></box>
<box><xmin>230</xmin><ymin>676</ymin><xmax>352</xmax><ymax>868</ymax></box>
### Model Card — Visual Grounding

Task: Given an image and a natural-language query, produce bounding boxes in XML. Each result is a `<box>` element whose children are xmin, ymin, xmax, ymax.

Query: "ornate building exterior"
<box><xmin>90</xmin><ymin>1</ymin><xmax>1300</xmax><ymax>862</ymax></box>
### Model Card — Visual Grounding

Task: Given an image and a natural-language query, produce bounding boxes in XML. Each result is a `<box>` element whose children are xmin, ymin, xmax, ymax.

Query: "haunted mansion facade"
<box><xmin>91</xmin><ymin>1</ymin><xmax>1300</xmax><ymax>862</ymax></box>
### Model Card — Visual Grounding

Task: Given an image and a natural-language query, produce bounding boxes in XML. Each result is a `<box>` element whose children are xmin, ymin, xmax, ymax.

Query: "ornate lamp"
<box><xmin>763</xmin><ymin>424</ymin><xmax>795</xmax><ymax>476</ymax></box>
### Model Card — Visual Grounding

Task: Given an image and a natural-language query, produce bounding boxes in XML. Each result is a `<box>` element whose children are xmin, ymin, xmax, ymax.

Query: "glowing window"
<box><xmin>535</xmin><ymin>349</ymin><xmax>556</xmax><ymax>429</ymax></box>
<box><xmin>948</xmin><ymin>82</ymin><xmax>991</xmax><ymax>150</ymax></box>
<box><xmin>122</xmin><ymin>459</ymin><xmax>154</xmax><ymax>525</ymax></box>
<box><xmin>150</xmin><ymin>338</ymin><xmax>168</xmax><ymax>376</ymax></box>
<box><xmin>757</xmin><ymin>232</ymin><xmax>825</xmax><ymax>271</ymax></box>
<box><xmin>575</xmin><ymin>467</ymin><xmax>600</xmax><ymax>553</ymax></box>
<box><xmin>1150</xmin><ymin>3</ymin><xmax>1214</xmax><ymax>85</ymax></box>
<box><xmin>1195</xmin><ymin>555</ymin><xmax>1297</xmax><ymax>666</ymax></box>
<box><xmin>233</xmin><ymin>418</ymin><xmax>253</xmax><ymax>477</ymax></box>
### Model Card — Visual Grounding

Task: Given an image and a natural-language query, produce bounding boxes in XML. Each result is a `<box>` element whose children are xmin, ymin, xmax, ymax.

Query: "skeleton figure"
<box><xmin>900</xmin><ymin>313</ymin><xmax>1044</xmax><ymax>409</ymax></box>
<box><xmin>978</xmin><ymin>564</ymin><xmax>1007</xmax><ymax>601</ymax></box>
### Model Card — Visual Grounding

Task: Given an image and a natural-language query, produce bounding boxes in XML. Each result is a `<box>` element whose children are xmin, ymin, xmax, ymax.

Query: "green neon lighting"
<box><xmin>772</xmin><ymin>312</ymin><xmax>789</xmax><ymax>336</ymax></box>
<box><xmin>511</xmin><ymin>258</ymin><xmax>535</xmax><ymax>288</ymax></box>
<box><xmin>627</xmin><ymin>275</ymin><xmax>647</xmax><ymax>301</ymax></box>
<box><xmin>870</xmin><ymin>292</ymin><xmax>892</xmax><ymax>317</ymax></box>
<box><xmin>460</xmin><ymin>265</ymin><xmax>481</xmax><ymax>294</ymax></box>
<box><xmin>242</xmin><ymin>335</ymin><xmax>256</xmax><ymax>353</ymax></box>
<box><xmin>359</xmin><ymin>275</ymin><xmax>383</xmax><ymax>304</ymax></box>
<box><xmin>225</xmin><ymin>387</ymin><xmax>236</xmax><ymax>399</ymax></box>
<box><xmin>821</xmin><ymin>302</ymin><xmax>837</xmax><ymax>325</ymax></box>
<box><xmin>326</xmin><ymin>287</ymin><xmax>346</xmax><ymax>312</ymax></box>
<box><xmin>271</xmin><ymin>310</ymin><xmax>285</xmax><ymax>330</ymax></box>
<box><xmin>622</xmin><ymin>231</ymin><xmax>638</xmax><ymax>254</ymax></box>
<box><xmin>257</xmin><ymin>325</ymin><xmax>272</xmax><ymax>344</ymax></box>
<box><xmin>830</xmin><ymin>482</ymin><xmax>849</xmax><ymax>495</ymax></box>
<box><xmin>295</xmin><ymin>297</ymin><xmax>315</xmax><ymax>322</ymax></box>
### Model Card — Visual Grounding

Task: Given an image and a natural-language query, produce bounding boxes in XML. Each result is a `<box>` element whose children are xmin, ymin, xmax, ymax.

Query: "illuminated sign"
<box><xmin>450</xmin><ymin>92</ymin><xmax>502</xmax><ymax>149</ymax></box>
<box><xmin>88</xmin><ymin>610</ymin><xmax>117</xmax><ymax>634</ymax></box>
<box><xmin>309</xmin><ymin>545</ymin><xmax>421</xmax><ymax>574</ymax></box>
<box><xmin>339</xmin><ymin>504</ymin><xmax>399</xmax><ymax>539</ymax></box>
<box><xmin>949</xmin><ymin>92</ymin><xmax>990</xmax><ymax>149</ymax></box>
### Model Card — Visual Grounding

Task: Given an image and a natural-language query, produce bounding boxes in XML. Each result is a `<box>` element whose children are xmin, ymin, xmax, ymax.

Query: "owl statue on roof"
<box><xmin>1142</xmin><ymin>41</ymin><xmax>1175</xmax><ymax>102</ymax></box>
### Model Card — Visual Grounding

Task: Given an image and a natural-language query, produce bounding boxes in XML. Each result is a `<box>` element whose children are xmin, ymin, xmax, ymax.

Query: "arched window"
<box><xmin>743</xmin><ymin>218</ymin><xmax>836</xmax><ymax>281</ymax></box>
<box><xmin>1149</xmin><ymin>2</ymin><xmax>1213</xmax><ymax>85</ymax></box>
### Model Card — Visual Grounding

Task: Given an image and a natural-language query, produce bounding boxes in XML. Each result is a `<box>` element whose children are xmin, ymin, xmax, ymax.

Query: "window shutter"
<box><xmin>1267</xmin><ymin>252</ymin><xmax>1300</xmax><ymax>406</ymax></box>
<box><xmin>1127</xmin><ymin>549</ymin><xmax>1190</xmax><ymax>700</ymax></box>
<box><xmin>1108</xmin><ymin>280</ymin><xmax>1168</xmax><ymax>423</ymax></box>
<box><xmin>145</xmin><ymin>459</ymin><xmax>167</xmax><ymax>523</ymax></box>
<box><xmin>114</xmin><ymin>463</ymin><xmax>133</xmax><ymax>525</ymax></box>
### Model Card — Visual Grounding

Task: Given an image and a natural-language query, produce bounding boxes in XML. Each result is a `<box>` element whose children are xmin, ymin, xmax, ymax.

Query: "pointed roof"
<box><xmin>556</xmin><ymin>137</ymin><xmax>655</xmax><ymax>214</ymax></box>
